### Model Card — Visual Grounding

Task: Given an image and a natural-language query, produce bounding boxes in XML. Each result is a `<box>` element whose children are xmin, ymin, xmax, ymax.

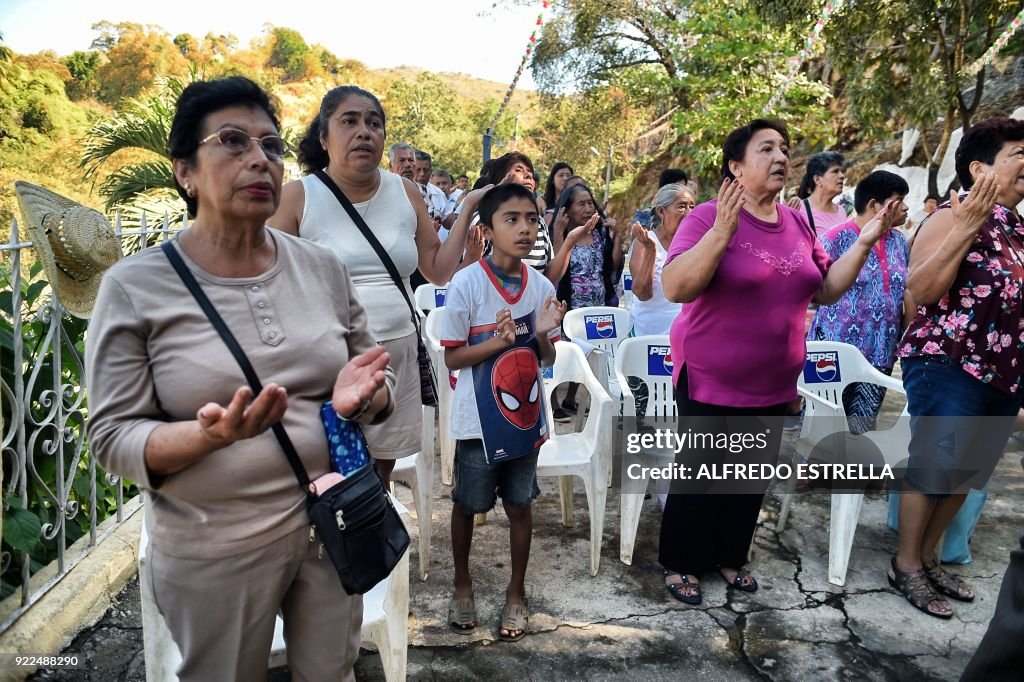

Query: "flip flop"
<box><xmin>448</xmin><ymin>594</ymin><xmax>477</xmax><ymax>634</ymax></box>
<box><xmin>663</xmin><ymin>570</ymin><xmax>702</xmax><ymax>605</ymax></box>
<box><xmin>499</xmin><ymin>600</ymin><xmax>529</xmax><ymax>642</ymax></box>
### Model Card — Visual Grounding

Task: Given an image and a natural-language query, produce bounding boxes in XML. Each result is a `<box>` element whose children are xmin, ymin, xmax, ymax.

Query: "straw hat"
<box><xmin>14</xmin><ymin>181</ymin><xmax>123</xmax><ymax>319</ymax></box>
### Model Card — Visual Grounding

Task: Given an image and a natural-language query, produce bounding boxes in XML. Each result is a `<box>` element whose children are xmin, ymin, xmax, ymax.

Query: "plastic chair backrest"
<box><xmin>542</xmin><ymin>340</ymin><xmax>611</xmax><ymax>429</ymax></box>
<box><xmin>799</xmin><ymin>340</ymin><xmax>902</xmax><ymax>411</ymax></box>
<box><xmin>563</xmin><ymin>306</ymin><xmax>632</xmax><ymax>389</ymax></box>
<box><xmin>614</xmin><ymin>335</ymin><xmax>676</xmax><ymax>421</ymax></box>
<box><xmin>415</xmin><ymin>283</ymin><xmax>449</xmax><ymax>311</ymax></box>
<box><xmin>423</xmin><ymin>307</ymin><xmax>456</xmax><ymax>393</ymax></box>
<box><xmin>423</xmin><ymin>306</ymin><xmax>444</xmax><ymax>348</ymax></box>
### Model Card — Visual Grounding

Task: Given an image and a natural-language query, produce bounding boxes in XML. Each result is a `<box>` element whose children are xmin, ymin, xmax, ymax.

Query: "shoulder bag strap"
<box><xmin>314</xmin><ymin>170</ymin><xmax>421</xmax><ymax>331</ymax></box>
<box><xmin>802</xmin><ymin>198</ymin><xmax>817</xmax><ymax>236</ymax></box>
<box><xmin>161</xmin><ymin>241</ymin><xmax>313</xmax><ymax>494</ymax></box>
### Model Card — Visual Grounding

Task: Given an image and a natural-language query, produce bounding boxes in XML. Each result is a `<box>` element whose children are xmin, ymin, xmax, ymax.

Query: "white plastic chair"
<box><xmin>390</xmin><ymin>405</ymin><xmax>436</xmax><ymax>581</ymax></box>
<box><xmin>613</xmin><ymin>335</ymin><xmax>676</xmax><ymax>565</ymax></box>
<box><xmin>414</xmin><ymin>282</ymin><xmax>449</xmax><ymax>312</ymax></box>
<box><xmin>536</xmin><ymin>341</ymin><xmax>615</xmax><ymax>576</ymax></box>
<box><xmin>270</xmin><ymin>498</ymin><xmax>412</xmax><ymax>682</ymax></box>
<box><xmin>423</xmin><ymin>307</ymin><xmax>457</xmax><ymax>485</ymax></box>
<box><xmin>562</xmin><ymin>306</ymin><xmax>632</xmax><ymax>400</ymax></box>
<box><xmin>778</xmin><ymin>340</ymin><xmax>910</xmax><ymax>586</ymax></box>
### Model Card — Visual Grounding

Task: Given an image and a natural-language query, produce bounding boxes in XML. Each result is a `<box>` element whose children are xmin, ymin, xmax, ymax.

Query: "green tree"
<box><xmin>79</xmin><ymin>76</ymin><xmax>185</xmax><ymax>209</ymax></box>
<box><xmin>757</xmin><ymin>0</ymin><xmax>1024</xmax><ymax>196</ymax></box>
<box><xmin>267</xmin><ymin>27</ymin><xmax>317</xmax><ymax>81</ymax></box>
<box><xmin>62</xmin><ymin>50</ymin><xmax>102</xmax><ymax>100</ymax></box>
<box><xmin>90</xmin><ymin>21</ymin><xmax>188</xmax><ymax>104</ymax></box>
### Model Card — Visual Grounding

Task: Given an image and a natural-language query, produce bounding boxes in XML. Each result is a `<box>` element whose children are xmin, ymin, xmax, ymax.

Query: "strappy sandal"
<box><xmin>887</xmin><ymin>557</ymin><xmax>953</xmax><ymax>619</ymax></box>
<box><xmin>923</xmin><ymin>560</ymin><xmax>975</xmax><ymax>602</ymax></box>
<box><xmin>664</xmin><ymin>570</ymin><xmax>702</xmax><ymax>605</ymax></box>
<box><xmin>720</xmin><ymin>566</ymin><xmax>758</xmax><ymax>593</ymax></box>
<box><xmin>448</xmin><ymin>594</ymin><xmax>477</xmax><ymax>634</ymax></box>
<box><xmin>499</xmin><ymin>600</ymin><xmax>529</xmax><ymax>642</ymax></box>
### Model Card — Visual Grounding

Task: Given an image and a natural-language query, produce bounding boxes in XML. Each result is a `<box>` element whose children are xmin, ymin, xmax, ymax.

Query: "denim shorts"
<box><xmin>451</xmin><ymin>439</ymin><xmax>540</xmax><ymax>515</ymax></box>
<box><xmin>902</xmin><ymin>356</ymin><xmax>1018</xmax><ymax>497</ymax></box>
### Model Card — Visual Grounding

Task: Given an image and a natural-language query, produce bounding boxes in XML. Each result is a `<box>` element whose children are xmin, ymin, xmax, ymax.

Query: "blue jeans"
<box><xmin>451</xmin><ymin>439</ymin><xmax>540</xmax><ymax>515</ymax></box>
<box><xmin>901</xmin><ymin>356</ymin><xmax>1018</xmax><ymax>497</ymax></box>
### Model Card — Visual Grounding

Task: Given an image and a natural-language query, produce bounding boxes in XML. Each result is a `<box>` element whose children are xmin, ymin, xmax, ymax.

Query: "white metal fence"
<box><xmin>0</xmin><ymin>210</ymin><xmax>185</xmax><ymax>633</ymax></box>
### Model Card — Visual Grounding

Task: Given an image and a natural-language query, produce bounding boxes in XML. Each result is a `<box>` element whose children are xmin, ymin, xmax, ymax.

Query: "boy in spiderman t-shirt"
<box><xmin>441</xmin><ymin>183</ymin><xmax>565</xmax><ymax>642</ymax></box>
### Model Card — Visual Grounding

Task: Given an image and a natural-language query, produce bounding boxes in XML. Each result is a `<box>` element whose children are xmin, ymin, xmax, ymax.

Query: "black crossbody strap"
<box><xmin>161</xmin><ymin>241</ymin><xmax>313</xmax><ymax>492</ymax></box>
<box><xmin>314</xmin><ymin>170</ymin><xmax>421</xmax><ymax>331</ymax></box>
<box><xmin>802</xmin><ymin>198</ymin><xmax>817</xmax><ymax>238</ymax></box>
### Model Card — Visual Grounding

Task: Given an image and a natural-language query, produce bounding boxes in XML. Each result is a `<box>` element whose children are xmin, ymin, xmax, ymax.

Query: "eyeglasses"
<box><xmin>198</xmin><ymin>128</ymin><xmax>290</xmax><ymax>159</ymax></box>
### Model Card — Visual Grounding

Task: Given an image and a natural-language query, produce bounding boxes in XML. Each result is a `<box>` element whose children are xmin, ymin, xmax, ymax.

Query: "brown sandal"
<box><xmin>887</xmin><ymin>557</ymin><xmax>953</xmax><ymax>619</ymax></box>
<box><xmin>922</xmin><ymin>560</ymin><xmax>975</xmax><ymax>602</ymax></box>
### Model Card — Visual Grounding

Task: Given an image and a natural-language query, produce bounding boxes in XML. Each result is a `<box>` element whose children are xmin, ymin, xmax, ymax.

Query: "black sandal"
<box><xmin>664</xmin><ymin>570</ymin><xmax>702</xmax><ymax>605</ymax></box>
<box><xmin>922</xmin><ymin>560</ymin><xmax>975</xmax><ymax>602</ymax></box>
<box><xmin>720</xmin><ymin>566</ymin><xmax>758</xmax><ymax>593</ymax></box>
<box><xmin>888</xmin><ymin>557</ymin><xmax>953</xmax><ymax>619</ymax></box>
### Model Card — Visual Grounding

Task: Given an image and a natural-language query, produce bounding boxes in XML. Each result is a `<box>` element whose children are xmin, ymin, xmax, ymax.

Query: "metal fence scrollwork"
<box><xmin>0</xmin><ymin>209</ymin><xmax>185</xmax><ymax>633</ymax></box>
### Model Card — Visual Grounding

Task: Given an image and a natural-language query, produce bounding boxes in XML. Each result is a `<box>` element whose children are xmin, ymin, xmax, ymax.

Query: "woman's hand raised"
<box><xmin>196</xmin><ymin>384</ymin><xmax>288</xmax><ymax>447</ymax></box>
<box><xmin>951</xmin><ymin>172</ymin><xmax>999</xmax><ymax>238</ymax></box>
<box><xmin>332</xmin><ymin>346</ymin><xmax>391</xmax><ymax>419</ymax></box>
<box><xmin>712</xmin><ymin>178</ymin><xmax>745</xmax><ymax>239</ymax></box>
<box><xmin>567</xmin><ymin>213</ymin><xmax>600</xmax><ymax>247</ymax></box>
<box><xmin>857</xmin><ymin>198</ymin><xmax>902</xmax><ymax>246</ymax></box>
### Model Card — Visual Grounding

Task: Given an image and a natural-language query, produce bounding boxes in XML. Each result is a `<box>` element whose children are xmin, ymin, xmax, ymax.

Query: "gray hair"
<box><xmin>650</xmin><ymin>183</ymin><xmax>696</xmax><ymax>229</ymax></box>
<box><xmin>387</xmin><ymin>142</ymin><xmax>414</xmax><ymax>164</ymax></box>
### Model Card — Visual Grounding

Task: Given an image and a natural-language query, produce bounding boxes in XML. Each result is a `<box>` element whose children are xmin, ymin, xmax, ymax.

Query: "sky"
<box><xmin>0</xmin><ymin>0</ymin><xmax>541</xmax><ymax>89</ymax></box>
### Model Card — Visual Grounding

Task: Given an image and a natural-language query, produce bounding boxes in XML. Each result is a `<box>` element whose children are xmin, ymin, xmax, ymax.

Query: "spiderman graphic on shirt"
<box><xmin>469</xmin><ymin>312</ymin><xmax>550</xmax><ymax>463</ymax></box>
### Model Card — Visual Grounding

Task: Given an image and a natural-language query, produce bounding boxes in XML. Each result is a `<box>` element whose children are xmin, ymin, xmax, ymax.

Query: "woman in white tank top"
<box><xmin>268</xmin><ymin>86</ymin><xmax>486</xmax><ymax>486</ymax></box>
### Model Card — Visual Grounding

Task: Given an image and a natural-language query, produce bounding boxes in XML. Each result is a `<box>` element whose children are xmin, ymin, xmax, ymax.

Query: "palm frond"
<box><xmin>98</xmin><ymin>161</ymin><xmax>177</xmax><ymax>210</ymax></box>
<box><xmin>79</xmin><ymin>76</ymin><xmax>187</xmax><ymax>177</ymax></box>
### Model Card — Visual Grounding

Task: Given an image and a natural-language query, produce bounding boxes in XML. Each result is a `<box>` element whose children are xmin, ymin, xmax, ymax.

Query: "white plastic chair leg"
<box><xmin>828</xmin><ymin>492</ymin><xmax>864</xmax><ymax>586</ymax></box>
<box><xmin>413</xmin><ymin>451</ymin><xmax>433</xmax><ymax>582</ymax></box>
<box><xmin>439</xmin><ymin>398</ymin><xmax>455</xmax><ymax>486</ymax></box>
<box><xmin>618</xmin><ymin>492</ymin><xmax>644</xmax><ymax>566</ymax></box>
<box><xmin>559</xmin><ymin>476</ymin><xmax>575</xmax><ymax>528</ymax></box>
<box><xmin>377</xmin><ymin>548</ymin><xmax>410</xmax><ymax>682</ymax></box>
<box><xmin>776</xmin><ymin>444</ymin><xmax>803</xmax><ymax>532</ymax></box>
<box><xmin>140</xmin><ymin>526</ymin><xmax>182</xmax><ymax>682</ymax></box>
<box><xmin>583</xmin><ymin>470</ymin><xmax>608</xmax><ymax>577</ymax></box>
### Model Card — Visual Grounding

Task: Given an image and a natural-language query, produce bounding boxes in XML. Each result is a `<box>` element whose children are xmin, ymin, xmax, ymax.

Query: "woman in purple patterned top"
<box><xmin>891</xmin><ymin>116</ymin><xmax>1024</xmax><ymax>620</ymax></box>
<box><xmin>656</xmin><ymin>119</ymin><xmax>890</xmax><ymax>605</ymax></box>
<box><xmin>808</xmin><ymin>170</ymin><xmax>912</xmax><ymax>434</ymax></box>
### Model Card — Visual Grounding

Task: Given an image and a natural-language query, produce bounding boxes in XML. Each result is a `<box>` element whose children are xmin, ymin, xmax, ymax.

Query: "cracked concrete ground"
<box><xmin>29</xmin><ymin>391</ymin><xmax>1024</xmax><ymax>681</ymax></box>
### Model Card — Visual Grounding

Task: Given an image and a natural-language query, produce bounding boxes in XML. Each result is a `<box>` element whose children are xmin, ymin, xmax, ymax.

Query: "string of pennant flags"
<box><xmin>487</xmin><ymin>0</ymin><xmax>549</xmax><ymax>132</ymax></box>
<box><xmin>764</xmin><ymin>0</ymin><xmax>837</xmax><ymax>114</ymax></box>
<box><xmin>963</xmin><ymin>7</ymin><xmax>1024</xmax><ymax>77</ymax></box>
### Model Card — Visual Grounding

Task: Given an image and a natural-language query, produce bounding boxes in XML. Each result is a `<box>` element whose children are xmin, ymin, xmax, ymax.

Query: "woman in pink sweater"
<box><xmin>657</xmin><ymin>119</ymin><xmax>890</xmax><ymax>605</ymax></box>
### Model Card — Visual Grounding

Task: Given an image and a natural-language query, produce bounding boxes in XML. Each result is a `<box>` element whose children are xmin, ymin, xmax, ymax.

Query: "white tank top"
<box><xmin>299</xmin><ymin>170</ymin><xmax>419</xmax><ymax>341</ymax></box>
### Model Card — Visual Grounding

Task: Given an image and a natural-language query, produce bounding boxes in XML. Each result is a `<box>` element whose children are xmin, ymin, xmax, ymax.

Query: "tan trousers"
<box><xmin>145</xmin><ymin>525</ymin><xmax>362</xmax><ymax>682</ymax></box>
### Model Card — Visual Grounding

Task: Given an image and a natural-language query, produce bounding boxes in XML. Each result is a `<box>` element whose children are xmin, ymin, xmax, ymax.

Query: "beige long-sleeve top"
<box><xmin>86</xmin><ymin>230</ymin><xmax>394</xmax><ymax>559</ymax></box>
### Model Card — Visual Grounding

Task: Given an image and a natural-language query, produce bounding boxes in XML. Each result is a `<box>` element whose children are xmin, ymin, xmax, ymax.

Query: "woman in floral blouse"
<box><xmin>808</xmin><ymin>170</ymin><xmax>911</xmax><ymax>433</ymax></box>
<box><xmin>892</xmin><ymin>116</ymin><xmax>1024</xmax><ymax>619</ymax></box>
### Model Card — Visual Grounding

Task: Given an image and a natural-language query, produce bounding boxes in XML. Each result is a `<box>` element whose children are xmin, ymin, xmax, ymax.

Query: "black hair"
<box><xmin>798</xmin><ymin>151</ymin><xmax>845</xmax><ymax>199</ymax></box>
<box><xmin>458</xmin><ymin>174</ymin><xmax>469</xmax><ymax>181</ymax></box>
<box><xmin>551</xmin><ymin>183</ymin><xmax>619</xmax><ymax>305</ymax></box>
<box><xmin>297</xmin><ymin>85</ymin><xmax>385</xmax><ymax>174</ymax></box>
<box><xmin>721</xmin><ymin>119</ymin><xmax>790</xmax><ymax>181</ymax></box>
<box><xmin>477</xmin><ymin>183</ymin><xmax>537</xmax><ymax>228</ymax></box>
<box><xmin>168</xmin><ymin>76</ymin><xmax>280</xmax><ymax>218</ymax></box>
<box><xmin>487</xmin><ymin>152</ymin><xmax>535</xmax><ymax>185</ymax></box>
<box><xmin>924</xmin><ymin>194</ymin><xmax>941</xmax><ymax>204</ymax></box>
<box><xmin>658</xmin><ymin>168</ymin><xmax>688</xmax><ymax>187</ymax></box>
<box><xmin>955</xmin><ymin>116</ymin><xmax>1024</xmax><ymax>189</ymax></box>
<box><xmin>543</xmin><ymin>162</ymin><xmax>574</xmax><ymax>211</ymax></box>
<box><xmin>853</xmin><ymin>170</ymin><xmax>909</xmax><ymax>215</ymax></box>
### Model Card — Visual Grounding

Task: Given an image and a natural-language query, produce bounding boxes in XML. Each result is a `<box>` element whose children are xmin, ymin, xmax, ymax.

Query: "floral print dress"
<box><xmin>898</xmin><ymin>200</ymin><xmax>1024</xmax><ymax>396</ymax></box>
<box><xmin>568</xmin><ymin>228</ymin><xmax>607</xmax><ymax>309</ymax></box>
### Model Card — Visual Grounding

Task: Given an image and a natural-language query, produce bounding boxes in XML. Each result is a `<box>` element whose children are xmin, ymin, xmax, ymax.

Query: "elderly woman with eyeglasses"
<box><xmin>87</xmin><ymin>77</ymin><xmax>394</xmax><ymax>681</ymax></box>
